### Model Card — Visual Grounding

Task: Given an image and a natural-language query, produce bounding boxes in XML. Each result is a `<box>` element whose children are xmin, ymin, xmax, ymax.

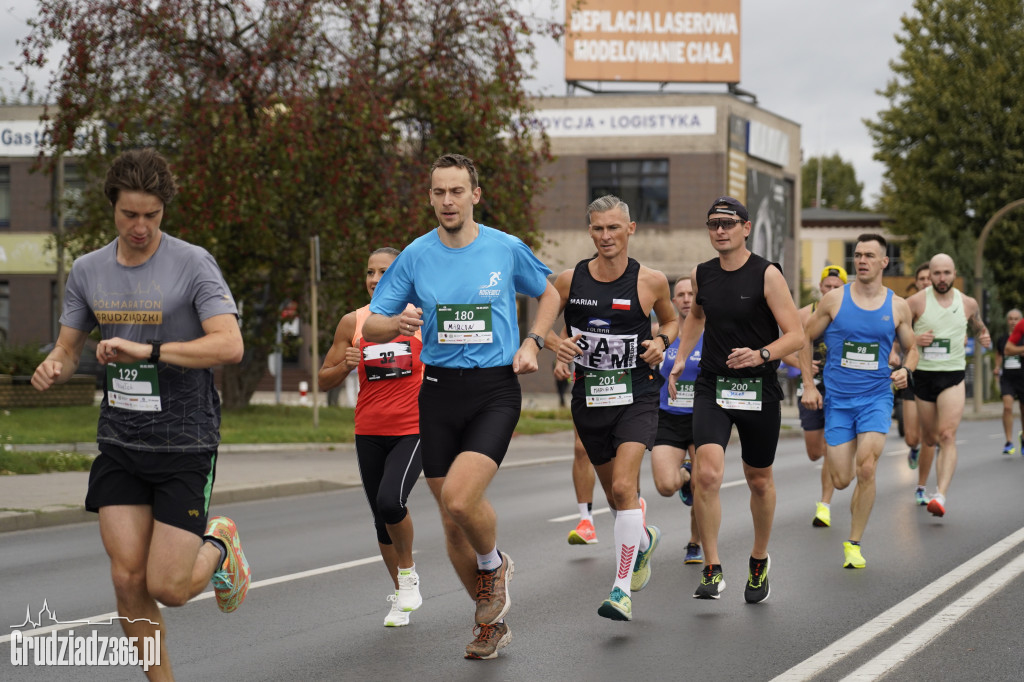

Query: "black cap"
<box><xmin>707</xmin><ymin>196</ymin><xmax>749</xmax><ymax>222</ymax></box>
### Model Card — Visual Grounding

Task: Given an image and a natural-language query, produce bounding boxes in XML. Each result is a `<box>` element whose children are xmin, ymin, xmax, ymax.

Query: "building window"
<box><xmin>0</xmin><ymin>166</ymin><xmax>10</xmax><ymax>228</ymax></box>
<box><xmin>0</xmin><ymin>281</ymin><xmax>9</xmax><ymax>344</ymax></box>
<box><xmin>53</xmin><ymin>162</ymin><xmax>89</xmax><ymax>225</ymax></box>
<box><xmin>844</xmin><ymin>241</ymin><xmax>902</xmax><ymax>277</ymax></box>
<box><xmin>588</xmin><ymin>159</ymin><xmax>668</xmax><ymax>224</ymax></box>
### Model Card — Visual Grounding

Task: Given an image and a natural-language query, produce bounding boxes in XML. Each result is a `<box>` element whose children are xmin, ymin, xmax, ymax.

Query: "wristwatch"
<box><xmin>759</xmin><ymin>347</ymin><xmax>771</xmax><ymax>363</ymax></box>
<box><xmin>527</xmin><ymin>332</ymin><xmax>545</xmax><ymax>350</ymax></box>
<box><xmin>148</xmin><ymin>340</ymin><xmax>162</xmax><ymax>363</ymax></box>
<box><xmin>657</xmin><ymin>333</ymin><xmax>671</xmax><ymax>350</ymax></box>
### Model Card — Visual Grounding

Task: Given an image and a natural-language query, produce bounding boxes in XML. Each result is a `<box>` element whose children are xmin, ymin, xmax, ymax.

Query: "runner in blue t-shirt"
<box><xmin>651</xmin><ymin>276</ymin><xmax>704</xmax><ymax>565</ymax></box>
<box><xmin>364</xmin><ymin>153</ymin><xmax>559</xmax><ymax>660</ymax></box>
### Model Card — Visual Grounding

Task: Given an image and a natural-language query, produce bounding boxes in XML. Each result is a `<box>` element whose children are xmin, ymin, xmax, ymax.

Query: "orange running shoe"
<box><xmin>206</xmin><ymin>516</ymin><xmax>251</xmax><ymax>613</ymax></box>
<box><xmin>568</xmin><ymin>518</ymin><xmax>598</xmax><ymax>545</ymax></box>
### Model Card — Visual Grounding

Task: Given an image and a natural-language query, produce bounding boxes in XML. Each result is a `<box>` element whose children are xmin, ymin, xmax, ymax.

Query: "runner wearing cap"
<box><xmin>781</xmin><ymin>265</ymin><xmax>846</xmax><ymax>528</ymax></box>
<box><xmin>668</xmin><ymin>196</ymin><xmax>803</xmax><ymax>603</ymax></box>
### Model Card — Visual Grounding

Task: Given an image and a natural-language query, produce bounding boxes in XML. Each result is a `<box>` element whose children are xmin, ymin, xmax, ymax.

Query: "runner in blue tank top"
<box><xmin>801</xmin><ymin>234</ymin><xmax>918</xmax><ymax>570</ymax></box>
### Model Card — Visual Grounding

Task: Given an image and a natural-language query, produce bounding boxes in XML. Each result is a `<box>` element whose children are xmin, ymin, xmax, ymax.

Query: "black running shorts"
<box><xmin>571</xmin><ymin>392</ymin><xmax>659</xmax><ymax>466</ymax></box>
<box><xmin>654</xmin><ymin>409</ymin><xmax>695</xmax><ymax>449</ymax></box>
<box><xmin>418</xmin><ymin>365</ymin><xmax>521</xmax><ymax>478</ymax></box>
<box><xmin>912</xmin><ymin>370</ymin><xmax>965</xmax><ymax>403</ymax></box>
<box><xmin>1000</xmin><ymin>372</ymin><xmax>1024</xmax><ymax>401</ymax></box>
<box><xmin>692</xmin><ymin>385</ymin><xmax>781</xmax><ymax>469</ymax></box>
<box><xmin>85</xmin><ymin>443</ymin><xmax>217</xmax><ymax>537</ymax></box>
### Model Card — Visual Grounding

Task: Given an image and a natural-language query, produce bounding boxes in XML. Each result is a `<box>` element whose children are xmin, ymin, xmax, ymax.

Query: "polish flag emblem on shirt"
<box><xmin>612</xmin><ymin>298</ymin><xmax>630</xmax><ymax>310</ymax></box>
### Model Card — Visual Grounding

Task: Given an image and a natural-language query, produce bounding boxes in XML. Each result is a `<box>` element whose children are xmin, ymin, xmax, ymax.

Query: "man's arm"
<box><xmin>364</xmin><ymin>307</ymin><xmax>424</xmax><ymax>343</ymax></box>
<box><xmin>965</xmin><ymin>296</ymin><xmax>991</xmax><ymax>348</ymax></box>
<box><xmin>798</xmin><ymin>291</ymin><xmax>836</xmax><ymax>410</ymax></box>
<box><xmin>639</xmin><ymin>270</ymin><xmax>677</xmax><ymax>367</ymax></box>
<box><xmin>96</xmin><ymin>313</ymin><xmax>243</xmax><ymax>369</ymax></box>
<box><xmin>512</xmin><ymin>281</ymin><xmax>561</xmax><ymax>375</ymax></box>
<box><xmin>890</xmin><ymin>297</ymin><xmax>918</xmax><ymax>389</ymax></box>
<box><xmin>318</xmin><ymin>311</ymin><xmax>359</xmax><ymax>392</ymax></box>
<box><xmin>31</xmin><ymin>326</ymin><xmax>90</xmax><ymax>391</ymax></box>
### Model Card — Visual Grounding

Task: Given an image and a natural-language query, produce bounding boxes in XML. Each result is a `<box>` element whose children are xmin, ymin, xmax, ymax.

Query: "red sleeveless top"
<box><xmin>352</xmin><ymin>306</ymin><xmax>423</xmax><ymax>435</ymax></box>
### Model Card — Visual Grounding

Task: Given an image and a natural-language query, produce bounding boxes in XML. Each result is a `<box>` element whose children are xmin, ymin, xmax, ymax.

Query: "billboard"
<box><xmin>565</xmin><ymin>0</ymin><xmax>741</xmax><ymax>83</ymax></box>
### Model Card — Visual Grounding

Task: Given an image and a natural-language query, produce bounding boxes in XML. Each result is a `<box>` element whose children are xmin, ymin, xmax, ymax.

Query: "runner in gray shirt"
<box><xmin>32</xmin><ymin>149</ymin><xmax>250</xmax><ymax>680</ymax></box>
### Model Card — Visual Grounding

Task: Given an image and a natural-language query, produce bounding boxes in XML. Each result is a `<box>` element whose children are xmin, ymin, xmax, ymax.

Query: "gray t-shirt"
<box><xmin>61</xmin><ymin>234</ymin><xmax>238</xmax><ymax>452</ymax></box>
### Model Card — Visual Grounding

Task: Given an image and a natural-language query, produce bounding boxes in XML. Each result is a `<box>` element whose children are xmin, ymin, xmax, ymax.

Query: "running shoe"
<box><xmin>639</xmin><ymin>496</ymin><xmax>647</xmax><ymax>528</ymax></box>
<box><xmin>1005</xmin><ymin>441</ymin><xmax>1017</xmax><ymax>455</ymax></box>
<box><xmin>907</xmin><ymin>445</ymin><xmax>920</xmax><ymax>470</ymax></box>
<box><xmin>597</xmin><ymin>586</ymin><xmax>633</xmax><ymax>621</ymax></box>
<box><xmin>384</xmin><ymin>593</ymin><xmax>409</xmax><ymax>627</ymax></box>
<box><xmin>205</xmin><ymin>516</ymin><xmax>251</xmax><ymax>613</ymax></box>
<box><xmin>744</xmin><ymin>555</ymin><xmax>770</xmax><ymax>604</ymax></box>
<box><xmin>693</xmin><ymin>564</ymin><xmax>726</xmax><ymax>599</ymax></box>
<box><xmin>843</xmin><ymin>541</ymin><xmax>866</xmax><ymax>569</ymax></box>
<box><xmin>927</xmin><ymin>496</ymin><xmax>946</xmax><ymax>517</ymax></box>
<box><xmin>684</xmin><ymin>542</ymin><xmax>704</xmax><ymax>564</ymax></box>
<box><xmin>568</xmin><ymin>518</ymin><xmax>598</xmax><ymax>545</ymax></box>
<box><xmin>396</xmin><ymin>569</ymin><xmax>422</xmax><ymax>612</ymax></box>
<box><xmin>678</xmin><ymin>461</ymin><xmax>694</xmax><ymax>506</ymax></box>
<box><xmin>630</xmin><ymin>525</ymin><xmax>660</xmax><ymax>592</ymax></box>
<box><xmin>474</xmin><ymin>552</ymin><xmax>514</xmax><ymax>625</ymax></box>
<box><xmin>464</xmin><ymin>622</ymin><xmax>511</xmax><ymax>660</ymax></box>
<box><xmin>812</xmin><ymin>501</ymin><xmax>831</xmax><ymax>528</ymax></box>
<box><xmin>914</xmin><ymin>486</ymin><xmax>929</xmax><ymax>506</ymax></box>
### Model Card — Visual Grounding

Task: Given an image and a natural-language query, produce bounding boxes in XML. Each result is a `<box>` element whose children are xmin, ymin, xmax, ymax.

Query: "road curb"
<box><xmin>0</xmin><ymin>479</ymin><xmax>360</xmax><ymax>534</ymax></box>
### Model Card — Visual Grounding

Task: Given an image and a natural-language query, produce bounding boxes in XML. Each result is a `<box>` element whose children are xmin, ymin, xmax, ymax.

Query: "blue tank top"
<box><xmin>658</xmin><ymin>334</ymin><xmax>703</xmax><ymax>415</ymax></box>
<box><xmin>823</xmin><ymin>286</ymin><xmax>897</xmax><ymax>399</ymax></box>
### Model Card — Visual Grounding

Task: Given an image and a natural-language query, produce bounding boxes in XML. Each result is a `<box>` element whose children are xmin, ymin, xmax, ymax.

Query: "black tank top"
<box><xmin>565</xmin><ymin>257</ymin><xmax>658</xmax><ymax>398</ymax></box>
<box><xmin>695</xmin><ymin>252</ymin><xmax>782</xmax><ymax>400</ymax></box>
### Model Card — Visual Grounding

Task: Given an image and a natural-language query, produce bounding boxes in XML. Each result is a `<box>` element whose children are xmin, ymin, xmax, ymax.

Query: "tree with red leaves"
<box><xmin>17</xmin><ymin>0</ymin><xmax>558</xmax><ymax>408</ymax></box>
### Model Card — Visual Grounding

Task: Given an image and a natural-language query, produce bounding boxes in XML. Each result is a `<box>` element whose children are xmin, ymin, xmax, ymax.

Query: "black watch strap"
<box><xmin>657</xmin><ymin>333</ymin><xmax>670</xmax><ymax>350</ymax></box>
<box><xmin>527</xmin><ymin>332</ymin><xmax>544</xmax><ymax>350</ymax></box>
<box><xmin>148</xmin><ymin>340</ymin><xmax>162</xmax><ymax>363</ymax></box>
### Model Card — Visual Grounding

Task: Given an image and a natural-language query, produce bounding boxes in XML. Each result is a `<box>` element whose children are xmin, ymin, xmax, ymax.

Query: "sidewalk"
<box><xmin>0</xmin><ymin>396</ymin><xmax>1006</xmax><ymax>534</ymax></box>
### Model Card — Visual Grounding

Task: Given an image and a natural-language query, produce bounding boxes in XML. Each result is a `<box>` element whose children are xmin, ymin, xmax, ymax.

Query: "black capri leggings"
<box><xmin>354</xmin><ymin>434</ymin><xmax>423</xmax><ymax>545</ymax></box>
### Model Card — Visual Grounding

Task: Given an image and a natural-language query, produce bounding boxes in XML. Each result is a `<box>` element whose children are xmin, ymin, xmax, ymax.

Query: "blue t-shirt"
<box><xmin>369</xmin><ymin>225</ymin><xmax>551</xmax><ymax>368</ymax></box>
<box><xmin>659</xmin><ymin>334</ymin><xmax>703</xmax><ymax>414</ymax></box>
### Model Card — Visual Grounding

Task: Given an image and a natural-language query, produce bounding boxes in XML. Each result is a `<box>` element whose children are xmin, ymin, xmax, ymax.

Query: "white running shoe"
<box><xmin>384</xmin><ymin>593</ymin><xmax>410</xmax><ymax>627</ymax></box>
<box><xmin>396</xmin><ymin>570</ymin><xmax>423</xmax><ymax>612</ymax></box>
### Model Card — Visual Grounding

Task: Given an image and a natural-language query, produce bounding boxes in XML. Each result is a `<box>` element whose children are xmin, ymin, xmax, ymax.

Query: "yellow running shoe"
<box><xmin>843</xmin><ymin>541</ymin><xmax>866</xmax><ymax>569</ymax></box>
<box><xmin>812</xmin><ymin>501</ymin><xmax>831</xmax><ymax>528</ymax></box>
<box><xmin>597</xmin><ymin>587</ymin><xmax>632</xmax><ymax>621</ymax></box>
<box><xmin>630</xmin><ymin>525</ymin><xmax>660</xmax><ymax>592</ymax></box>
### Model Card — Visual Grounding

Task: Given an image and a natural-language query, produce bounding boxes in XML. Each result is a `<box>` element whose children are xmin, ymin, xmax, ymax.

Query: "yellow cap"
<box><xmin>820</xmin><ymin>265</ymin><xmax>848</xmax><ymax>283</ymax></box>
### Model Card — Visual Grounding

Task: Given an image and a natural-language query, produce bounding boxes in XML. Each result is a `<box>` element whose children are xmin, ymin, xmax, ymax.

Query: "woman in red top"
<box><xmin>319</xmin><ymin>247</ymin><xmax>424</xmax><ymax>627</ymax></box>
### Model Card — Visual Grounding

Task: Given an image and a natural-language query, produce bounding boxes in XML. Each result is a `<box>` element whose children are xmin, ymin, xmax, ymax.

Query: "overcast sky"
<box><xmin>1</xmin><ymin>0</ymin><xmax>918</xmax><ymax>207</ymax></box>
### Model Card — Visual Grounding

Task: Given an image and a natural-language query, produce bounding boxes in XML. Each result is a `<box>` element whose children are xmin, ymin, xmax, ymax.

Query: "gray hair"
<box><xmin>1008</xmin><ymin>308</ymin><xmax>1022</xmax><ymax>319</ymax></box>
<box><xmin>587</xmin><ymin>195</ymin><xmax>631</xmax><ymax>223</ymax></box>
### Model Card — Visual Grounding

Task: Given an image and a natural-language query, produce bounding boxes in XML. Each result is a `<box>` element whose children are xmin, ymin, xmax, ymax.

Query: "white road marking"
<box><xmin>0</xmin><ymin>554</ymin><xmax>383</xmax><ymax>644</ymax></box>
<box><xmin>841</xmin><ymin>549</ymin><xmax>1024</xmax><ymax>680</ymax></box>
<box><xmin>770</xmin><ymin>526</ymin><xmax>1024</xmax><ymax>681</ymax></box>
<box><xmin>547</xmin><ymin>478</ymin><xmax>748</xmax><ymax>522</ymax></box>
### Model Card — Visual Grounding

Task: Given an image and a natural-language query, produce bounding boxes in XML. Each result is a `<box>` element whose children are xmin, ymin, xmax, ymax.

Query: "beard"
<box><xmin>933</xmin><ymin>280</ymin><xmax>951</xmax><ymax>294</ymax></box>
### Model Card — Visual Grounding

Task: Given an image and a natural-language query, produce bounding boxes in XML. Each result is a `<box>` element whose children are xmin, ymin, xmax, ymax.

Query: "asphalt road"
<box><xmin>2</xmin><ymin>419</ymin><xmax>1023</xmax><ymax>681</ymax></box>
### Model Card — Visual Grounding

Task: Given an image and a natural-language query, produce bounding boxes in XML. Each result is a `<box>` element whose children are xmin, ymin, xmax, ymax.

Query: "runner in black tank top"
<box><xmin>667</xmin><ymin>196</ymin><xmax>803</xmax><ymax>605</ymax></box>
<box><xmin>565</xmin><ymin>256</ymin><xmax>659</xmax><ymax>400</ymax></box>
<box><xmin>553</xmin><ymin>194</ymin><xmax>678</xmax><ymax>623</ymax></box>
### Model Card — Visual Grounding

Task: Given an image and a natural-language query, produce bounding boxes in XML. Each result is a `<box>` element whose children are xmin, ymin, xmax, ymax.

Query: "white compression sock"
<box><xmin>612</xmin><ymin>508</ymin><xmax>644</xmax><ymax>595</ymax></box>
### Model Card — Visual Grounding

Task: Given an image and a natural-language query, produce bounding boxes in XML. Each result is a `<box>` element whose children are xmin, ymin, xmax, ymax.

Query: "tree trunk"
<box><xmin>220</xmin><ymin>346</ymin><xmax>270</xmax><ymax>410</ymax></box>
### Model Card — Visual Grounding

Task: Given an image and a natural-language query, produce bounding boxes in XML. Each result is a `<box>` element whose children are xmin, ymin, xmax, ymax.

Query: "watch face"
<box><xmin>760</xmin><ymin>348</ymin><xmax>770</xmax><ymax>361</ymax></box>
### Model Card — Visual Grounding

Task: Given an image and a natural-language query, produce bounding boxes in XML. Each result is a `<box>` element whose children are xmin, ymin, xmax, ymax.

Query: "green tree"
<box><xmin>867</xmin><ymin>0</ymin><xmax>1024</xmax><ymax>319</ymax></box>
<box><xmin>801</xmin><ymin>153</ymin><xmax>865</xmax><ymax>210</ymax></box>
<box><xmin>16</xmin><ymin>0</ymin><xmax>558</xmax><ymax>408</ymax></box>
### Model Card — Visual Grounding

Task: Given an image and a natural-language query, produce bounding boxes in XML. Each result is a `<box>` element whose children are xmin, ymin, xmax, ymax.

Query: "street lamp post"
<box><xmin>973</xmin><ymin>199</ymin><xmax>1024</xmax><ymax>414</ymax></box>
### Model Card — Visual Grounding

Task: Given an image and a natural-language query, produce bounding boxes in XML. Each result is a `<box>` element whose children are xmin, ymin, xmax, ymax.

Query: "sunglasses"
<box><xmin>706</xmin><ymin>218</ymin><xmax>744</xmax><ymax>230</ymax></box>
